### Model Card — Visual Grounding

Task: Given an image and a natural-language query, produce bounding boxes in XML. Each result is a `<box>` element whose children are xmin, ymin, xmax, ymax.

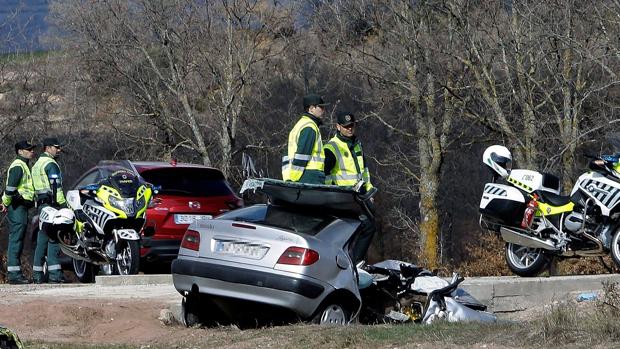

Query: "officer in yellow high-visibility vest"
<box><xmin>282</xmin><ymin>94</ymin><xmax>328</xmax><ymax>184</ymax></box>
<box><xmin>0</xmin><ymin>140</ymin><xmax>36</xmax><ymax>284</ymax></box>
<box><xmin>324</xmin><ymin>112</ymin><xmax>373</xmax><ymax>192</ymax></box>
<box><xmin>324</xmin><ymin>112</ymin><xmax>376</xmax><ymax>263</ymax></box>
<box><xmin>32</xmin><ymin>137</ymin><xmax>67</xmax><ymax>284</ymax></box>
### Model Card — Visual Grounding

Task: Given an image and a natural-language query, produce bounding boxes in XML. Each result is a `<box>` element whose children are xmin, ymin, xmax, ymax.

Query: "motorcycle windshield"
<box><xmin>95</xmin><ymin>160</ymin><xmax>144</xmax><ymax>197</ymax></box>
<box><xmin>606</xmin><ymin>132</ymin><xmax>620</xmax><ymax>154</ymax></box>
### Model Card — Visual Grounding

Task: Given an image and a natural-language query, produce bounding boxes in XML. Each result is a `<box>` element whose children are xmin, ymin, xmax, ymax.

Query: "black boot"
<box><xmin>8</xmin><ymin>277</ymin><xmax>31</xmax><ymax>285</ymax></box>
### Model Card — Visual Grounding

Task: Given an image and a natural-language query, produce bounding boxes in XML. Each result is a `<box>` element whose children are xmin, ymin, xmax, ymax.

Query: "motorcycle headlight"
<box><xmin>109</xmin><ymin>196</ymin><xmax>135</xmax><ymax>215</ymax></box>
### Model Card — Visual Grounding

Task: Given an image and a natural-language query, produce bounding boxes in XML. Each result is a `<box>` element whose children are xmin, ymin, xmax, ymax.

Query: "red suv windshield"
<box><xmin>140</xmin><ymin>167</ymin><xmax>235</xmax><ymax>197</ymax></box>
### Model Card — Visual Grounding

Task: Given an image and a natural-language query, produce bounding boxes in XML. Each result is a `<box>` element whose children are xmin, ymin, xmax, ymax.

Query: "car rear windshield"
<box><xmin>140</xmin><ymin>168</ymin><xmax>234</xmax><ymax>197</ymax></box>
<box><xmin>217</xmin><ymin>205</ymin><xmax>335</xmax><ymax>236</ymax></box>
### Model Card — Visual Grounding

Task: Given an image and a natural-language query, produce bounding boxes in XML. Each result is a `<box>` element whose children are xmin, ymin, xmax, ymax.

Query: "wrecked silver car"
<box><xmin>172</xmin><ymin>179</ymin><xmax>370</xmax><ymax>326</ymax></box>
<box><xmin>171</xmin><ymin>179</ymin><xmax>495</xmax><ymax>326</ymax></box>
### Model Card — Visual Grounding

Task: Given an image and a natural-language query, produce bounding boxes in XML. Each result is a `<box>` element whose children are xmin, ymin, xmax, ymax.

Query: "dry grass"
<box><xmin>454</xmin><ymin>231</ymin><xmax>616</xmax><ymax>277</ymax></box>
<box><xmin>455</xmin><ymin>232</ymin><xmax>511</xmax><ymax>276</ymax></box>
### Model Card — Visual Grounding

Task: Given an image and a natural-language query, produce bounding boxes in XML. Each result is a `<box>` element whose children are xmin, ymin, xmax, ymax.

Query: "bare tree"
<box><xmin>314</xmin><ymin>0</ymin><xmax>465</xmax><ymax>267</ymax></box>
<box><xmin>49</xmin><ymin>0</ymin><xmax>288</xmax><ymax>175</ymax></box>
<box><xmin>448</xmin><ymin>1</ymin><xmax>620</xmax><ymax>189</ymax></box>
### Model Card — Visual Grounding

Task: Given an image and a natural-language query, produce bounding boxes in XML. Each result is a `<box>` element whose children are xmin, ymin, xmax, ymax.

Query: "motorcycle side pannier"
<box><xmin>479</xmin><ymin>183</ymin><xmax>526</xmax><ymax>226</ymax></box>
<box><xmin>39</xmin><ymin>207</ymin><xmax>75</xmax><ymax>242</ymax></box>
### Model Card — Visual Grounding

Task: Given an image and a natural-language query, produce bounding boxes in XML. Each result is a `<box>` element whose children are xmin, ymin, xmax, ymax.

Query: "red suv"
<box><xmin>72</xmin><ymin>161</ymin><xmax>243</xmax><ymax>266</ymax></box>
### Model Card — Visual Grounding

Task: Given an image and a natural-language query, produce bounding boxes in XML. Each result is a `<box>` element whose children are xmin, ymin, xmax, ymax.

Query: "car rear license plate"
<box><xmin>174</xmin><ymin>214</ymin><xmax>212</xmax><ymax>225</ymax></box>
<box><xmin>213</xmin><ymin>239</ymin><xmax>269</xmax><ymax>259</ymax></box>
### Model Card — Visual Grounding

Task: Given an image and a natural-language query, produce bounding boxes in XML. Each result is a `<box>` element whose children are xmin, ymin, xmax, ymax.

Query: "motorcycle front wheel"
<box><xmin>505</xmin><ymin>242</ymin><xmax>548</xmax><ymax>277</ymax></box>
<box><xmin>73</xmin><ymin>258</ymin><xmax>98</xmax><ymax>283</ymax></box>
<box><xmin>610</xmin><ymin>229</ymin><xmax>620</xmax><ymax>268</ymax></box>
<box><xmin>115</xmin><ymin>240</ymin><xmax>140</xmax><ymax>275</ymax></box>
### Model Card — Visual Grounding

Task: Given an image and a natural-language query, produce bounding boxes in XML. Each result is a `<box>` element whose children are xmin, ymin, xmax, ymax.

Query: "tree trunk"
<box><xmin>179</xmin><ymin>93</ymin><xmax>212</xmax><ymax>167</ymax></box>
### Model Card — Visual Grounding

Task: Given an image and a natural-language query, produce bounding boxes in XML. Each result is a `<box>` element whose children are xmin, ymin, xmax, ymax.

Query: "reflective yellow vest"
<box><xmin>2</xmin><ymin>158</ymin><xmax>34</xmax><ymax>205</ymax></box>
<box><xmin>324</xmin><ymin>136</ymin><xmax>373</xmax><ymax>190</ymax></box>
<box><xmin>282</xmin><ymin>115</ymin><xmax>325</xmax><ymax>181</ymax></box>
<box><xmin>32</xmin><ymin>155</ymin><xmax>66</xmax><ymax>205</ymax></box>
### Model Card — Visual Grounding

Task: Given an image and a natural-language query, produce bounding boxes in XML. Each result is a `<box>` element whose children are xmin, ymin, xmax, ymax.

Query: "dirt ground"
<box><xmin>0</xmin><ymin>282</ymin><xmax>547</xmax><ymax>349</ymax></box>
<box><xmin>0</xmin><ymin>283</ymin><xmax>193</xmax><ymax>347</ymax></box>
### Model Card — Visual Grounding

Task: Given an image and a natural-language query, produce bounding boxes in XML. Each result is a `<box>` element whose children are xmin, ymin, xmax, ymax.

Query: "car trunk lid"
<box><xmin>192</xmin><ymin>219</ymin><xmax>312</xmax><ymax>269</ymax></box>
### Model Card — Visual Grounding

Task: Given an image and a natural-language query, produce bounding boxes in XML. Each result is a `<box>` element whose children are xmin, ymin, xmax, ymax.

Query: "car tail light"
<box><xmin>181</xmin><ymin>230</ymin><xmax>200</xmax><ymax>251</ymax></box>
<box><xmin>277</xmin><ymin>247</ymin><xmax>319</xmax><ymax>266</ymax></box>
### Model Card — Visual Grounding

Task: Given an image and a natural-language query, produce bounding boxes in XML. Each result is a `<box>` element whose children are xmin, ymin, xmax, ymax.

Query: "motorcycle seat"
<box><xmin>536</xmin><ymin>190</ymin><xmax>572</xmax><ymax>206</ymax></box>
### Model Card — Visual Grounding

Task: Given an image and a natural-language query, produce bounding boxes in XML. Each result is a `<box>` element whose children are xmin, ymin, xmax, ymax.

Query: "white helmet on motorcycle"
<box><xmin>483</xmin><ymin>145</ymin><xmax>512</xmax><ymax>178</ymax></box>
<box><xmin>53</xmin><ymin>208</ymin><xmax>75</xmax><ymax>225</ymax></box>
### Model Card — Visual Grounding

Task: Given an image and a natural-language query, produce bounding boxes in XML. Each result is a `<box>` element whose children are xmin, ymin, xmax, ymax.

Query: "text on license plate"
<box><xmin>174</xmin><ymin>214</ymin><xmax>212</xmax><ymax>225</ymax></box>
<box><xmin>213</xmin><ymin>239</ymin><xmax>269</xmax><ymax>259</ymax></box>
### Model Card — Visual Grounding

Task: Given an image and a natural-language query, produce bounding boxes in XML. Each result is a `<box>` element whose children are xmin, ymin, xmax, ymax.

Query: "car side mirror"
<box><xmin>359</xmin><ymin>187</ymin><xmax>378</xmax><ymax>202</ymax></box>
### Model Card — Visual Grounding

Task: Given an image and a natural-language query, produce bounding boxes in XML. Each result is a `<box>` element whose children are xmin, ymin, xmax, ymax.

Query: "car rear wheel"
<box><xmin>73</xmin><ymin>258</ymin><xmax>98</xmax><ymax>283</ymax></box>
<box><xmin>115</xmin><ymin>240</ymin><xmax>140</xmax><ymax>275</ymax></box>
<box><xmin>312</xmin><ymin>304</ymin><xmax>350</xmax><ymax>325</ymax></box>
<box><xmin>181</xmin><ymin>295</ymin><xmax>203</xmax><ymax>327</ymax></box>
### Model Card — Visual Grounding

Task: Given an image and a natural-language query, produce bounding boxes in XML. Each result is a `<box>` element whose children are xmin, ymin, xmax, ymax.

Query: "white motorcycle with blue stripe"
<box><xmin>479</xmin><ymin>145</ymin><xmax>620</xmax><ymax>276</ymax></box>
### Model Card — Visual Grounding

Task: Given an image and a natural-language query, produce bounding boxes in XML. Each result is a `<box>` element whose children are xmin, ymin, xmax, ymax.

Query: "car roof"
<box><xmin>130</xmin><ymin>161</ymin><xmax>223</xmax><ymax>174</ymax></box>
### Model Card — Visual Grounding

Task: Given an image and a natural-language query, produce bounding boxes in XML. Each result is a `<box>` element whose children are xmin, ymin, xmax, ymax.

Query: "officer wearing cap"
<box><xmin>282</xmin><ymin>94</ymin><xmax>328</xmax><ymax>184</ymax></box>
<box><xmin>31</xmin><ymin>137</ymin><xmax>66</xmax><ymax>283</ymax></box>
<box><xmin>1</xmin><ymin>140</ymin><xmax>36</xmax><ymax>284</ymax></box>
<box><xmin>324</xmin><ymin>112</ymin><xmax>376</xmax><ymax>263</ymax></box>
<box><xmin>324</xmin><ymin>112</ymin><xmax>373</xmax><ymax>191</ymax></box>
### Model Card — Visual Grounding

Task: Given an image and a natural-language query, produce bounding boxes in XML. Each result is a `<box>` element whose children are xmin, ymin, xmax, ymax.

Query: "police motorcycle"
<box><xmin>479</xmin><ymin>145</ymin><xmax>620</xmax><ymax>276</ymax></box>
<box><xmin>40</xmin><ymin>160</ymin><xmax>153</xmax><ymax>282</ymax></box>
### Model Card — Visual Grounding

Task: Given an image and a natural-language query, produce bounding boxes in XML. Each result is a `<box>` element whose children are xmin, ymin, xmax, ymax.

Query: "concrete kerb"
<box><xmin>95</xmin><ymin>274</ymin><xmax>173</xmax><ymax>286</ymax></box>
<box><xmin>460</xmin><ymin>274</ymin><xmax>620</xmax><ymax>313</ymax></box>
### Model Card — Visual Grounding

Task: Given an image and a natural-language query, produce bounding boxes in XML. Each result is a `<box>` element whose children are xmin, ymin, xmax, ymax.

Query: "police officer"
<box><xmin>32</xmin><ymin>137</ymin><xmax>66</xmax><ymax>283</ymax></box>
<box><xmin>324</xmin><ymin>112</ymin><xmax>373</xmax><ymax>191</ymax></box>
<box><xmin>324</xmin><ymin>112</ymin><xmax>376</xmax><ymax>263</ymax></box>
<box><xmin>1</xmin><ymin>140</ymin><xmax>36</xmax><ymax>284</ymax></box>
<box><xmin>282</xmin><ymin>94</ymin><xmax>328</xmax><ymax>184</ymax></box>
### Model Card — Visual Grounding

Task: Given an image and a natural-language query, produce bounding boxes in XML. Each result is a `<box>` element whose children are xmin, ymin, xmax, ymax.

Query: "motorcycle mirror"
<box><xmin>606</xmin><ymin>132</ymin><xmax>620</xmax><ymax>153</ymax></box>
<box><xmin>353</xmin><ymin>181</ymin><xmax>365</xmax><ymax>193</ymax></box>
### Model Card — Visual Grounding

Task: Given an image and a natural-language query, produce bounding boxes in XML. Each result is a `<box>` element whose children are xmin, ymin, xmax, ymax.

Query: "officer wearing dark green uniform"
<box><xmin>32</xmin><ymin>137</ymin><xmax>66</xmax><ymax>283</ymax></box>
<box><xmin>324</xmin><ymin>112</ymin><xmax>373</xmax><ymax>191</ymax></box>
<box><xmin>1</xmin><ymin>140</ymin><xmax>36</xmax><ymax>284</ymax></box>
<box><xmin>282</xmin><ymin>94</ymin><xmax>328</xmax><ymax>184</ymax></box>
<box><xmin>324</xmin><ymin>112</ymin><xmax>376</xmax><ymax>263</ymax></box>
